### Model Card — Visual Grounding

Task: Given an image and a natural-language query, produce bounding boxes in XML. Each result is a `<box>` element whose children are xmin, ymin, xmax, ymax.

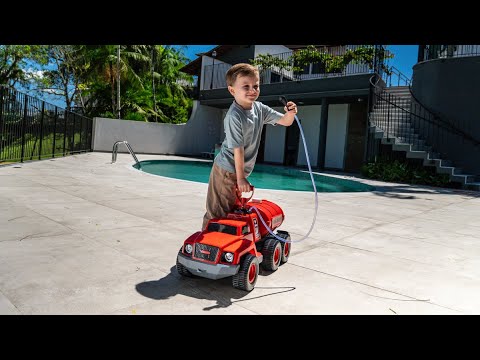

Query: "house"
<box><xmin>180</xmin><ymin>44</ymin><xmax>384</xmax><ymax>173</ymax></box>
<box><xmin>180</xmin><ymin>44</ymin><xmax>480</xmax><ymax>189</ymax></box>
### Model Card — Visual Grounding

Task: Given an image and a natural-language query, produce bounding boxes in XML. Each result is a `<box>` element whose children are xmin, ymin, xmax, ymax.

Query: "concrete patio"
<box><xmin>1</xmin><ymin>152</ymin><xmax>479</xmax><ymax>315</ymax></box>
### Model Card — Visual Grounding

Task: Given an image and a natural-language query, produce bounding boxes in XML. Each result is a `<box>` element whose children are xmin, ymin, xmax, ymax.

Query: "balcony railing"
<box><xmin>201</xmin><ymin>45</ymin><xmax>385</xmax><ymax>90</ymax></box>
<box><xmin>421</xmin><ymin>45</ymin><xmax>480</xmax><ymax>61</ymax></box>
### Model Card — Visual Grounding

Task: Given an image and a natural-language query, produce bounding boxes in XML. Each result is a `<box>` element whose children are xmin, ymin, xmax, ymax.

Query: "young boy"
<box><xmin>202</xmin><ymin>63</ymin><xmax>298</xmax><ymax>230</ymax></box>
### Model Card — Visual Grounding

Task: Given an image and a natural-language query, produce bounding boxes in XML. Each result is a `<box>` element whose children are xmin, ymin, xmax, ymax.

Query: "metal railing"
<box><xmin>382</xmin><ymin>66</ymin><xmax>411</xmax><ymax>87</ymax></box>
<box><xmin>420</xmin><ymin>45</ymin><xmax>480</xmax><ymax>61</ymax></box>
<box><xmin>202</xmin><ymin>45</ymin><xmax>387</xmax><ymax>90</ymax></box>
<box><xmin>0</xmin><ymin>85</ymin><xmax>92</xmax><ymax>164</ymax></box>
<box><xmin>366</xmin><ymin>74</ymin><xmax>480</xmax><ymax>166</ymax></box>
<box><xmin>111</xmin><ymin>140</ymin><xmax>140</xmax><ymax>167</ymax></box>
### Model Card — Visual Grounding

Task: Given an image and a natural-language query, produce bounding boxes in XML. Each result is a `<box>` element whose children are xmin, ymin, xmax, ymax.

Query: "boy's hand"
<box><xmin>237</xmin><ymin>178</ymin><xmax>251</xmax><ymax>193</ymax></box>
<box><xmin>284</xmin><ymin>101</ymin><xmax>298</xmax><ymax>114</ymax></box>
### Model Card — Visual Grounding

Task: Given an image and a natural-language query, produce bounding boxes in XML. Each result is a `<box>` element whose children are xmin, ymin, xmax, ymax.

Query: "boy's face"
<box><xmin>228</xmin><ymin>74</ymin><xmax>260</xmax><ymax>109</ymax></box>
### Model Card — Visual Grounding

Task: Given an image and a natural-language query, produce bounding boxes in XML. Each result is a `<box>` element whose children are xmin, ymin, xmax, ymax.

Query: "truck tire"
<box><xmin>276</xmin><ymin>230</ymin><xmax>291</xmax><ymax>264</ymax></box>
<box><xmin>176</xmin><ymin>247</ymin><xmax>193</xmax><ymax>277</ymax></box>
<box><xmin>261</xmin><ymin>237</ymin><xmax>282</xmax><ymax>271</ymax></box>
<box><xmin>232</xmin><ymin>254</ymin><xmax>259</xmax><ymax>292</ymax></box>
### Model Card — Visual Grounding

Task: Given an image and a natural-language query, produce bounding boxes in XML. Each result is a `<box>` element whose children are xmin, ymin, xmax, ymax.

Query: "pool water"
<box><xmin>134</xmin><ymin>160</ymin><xmax>374</xmax><ymax>193</ymax></box>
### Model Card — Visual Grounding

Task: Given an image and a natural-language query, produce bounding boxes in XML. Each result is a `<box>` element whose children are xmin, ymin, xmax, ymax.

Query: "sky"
<box><xmin>178</xmin><ymin>45</ymin><xmax>419</xmax><ymax>80</ymax></box>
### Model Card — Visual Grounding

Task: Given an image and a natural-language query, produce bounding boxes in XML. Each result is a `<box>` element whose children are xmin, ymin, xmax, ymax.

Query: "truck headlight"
<box><xmin>185</xmin><ymin>244</ymin><xmax>193</xmax><ymax>254</ymax></box>
<box><xmin>224</xmin><ymin>252</ymin><xmax>234</xmax><ymax>263</ymax></box>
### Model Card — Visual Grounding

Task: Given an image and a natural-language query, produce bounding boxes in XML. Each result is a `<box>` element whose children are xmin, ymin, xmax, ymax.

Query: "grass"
<box><xmin>1</xmin><ymin>132</ymin><xmax>89</xmax><ymax>163</ymax></box>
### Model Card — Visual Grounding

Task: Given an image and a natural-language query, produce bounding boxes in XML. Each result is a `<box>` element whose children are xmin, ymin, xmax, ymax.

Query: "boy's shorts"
<box><xmin>202</xmin><ymin>163</ymin><xmax>237</xmax><ymax>230</ymax></box>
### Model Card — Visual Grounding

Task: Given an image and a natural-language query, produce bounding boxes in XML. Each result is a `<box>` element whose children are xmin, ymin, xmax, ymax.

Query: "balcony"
<box><xmin>200</xmin><ymin>45</ymin><xmax>382</xmax><ymax>91</ymax></box>
<box><xmin>198</xmin><ymin>45</ymin><xmax>385</xmax><ymax>107</ymax></box>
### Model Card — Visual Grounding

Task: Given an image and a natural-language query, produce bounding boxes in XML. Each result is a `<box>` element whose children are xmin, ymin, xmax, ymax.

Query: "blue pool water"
<box><xmin>134</xmin><ymin>160</ymin><xmax>374</xmax><ymax>192</ymax></box>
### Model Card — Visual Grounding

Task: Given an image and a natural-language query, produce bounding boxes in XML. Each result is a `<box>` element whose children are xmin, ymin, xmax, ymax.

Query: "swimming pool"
<box><xmin>134</xmin><ymin>160</ymin><xmax>374</xmax><ymax>192</ymax></box>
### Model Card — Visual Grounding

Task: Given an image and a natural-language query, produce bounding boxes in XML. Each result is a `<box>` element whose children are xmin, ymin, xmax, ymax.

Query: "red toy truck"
<box><xmin>176</xmin><ymin>188</ymin><xmax>290</xmax><ymax>291</ymax></box>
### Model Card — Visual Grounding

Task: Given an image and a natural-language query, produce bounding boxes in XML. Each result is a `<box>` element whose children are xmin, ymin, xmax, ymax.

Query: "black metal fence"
<box><xmin>0</xmin><ymin>85</ymin><xmax>93</xmax><ymax>164</ymax></box>
<box><xmin>420</xmin><ymin>45</ymin><xmax>480</xmax><ymax>61</ymax></box>
<box><xmin>366</xmin><ymin>85</ymin><xmax>480</xmax><ymax>166</ymax></box>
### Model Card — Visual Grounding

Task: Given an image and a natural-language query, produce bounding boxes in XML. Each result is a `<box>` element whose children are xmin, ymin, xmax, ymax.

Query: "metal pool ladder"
<box><xmin>112</xmin><ymin>140</ymin><xmax>140</xmax><ymax>167</ymax></box>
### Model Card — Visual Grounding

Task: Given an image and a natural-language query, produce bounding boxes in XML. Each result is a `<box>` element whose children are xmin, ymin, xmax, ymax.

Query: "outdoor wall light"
<box><xmin>210</xmin><ymin>50</ymin><xmax>217</xmax><ymax>89</ymax></box>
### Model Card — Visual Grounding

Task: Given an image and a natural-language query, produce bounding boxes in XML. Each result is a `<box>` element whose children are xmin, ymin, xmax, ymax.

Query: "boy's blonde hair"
<box><xmin>225</xmin><ymin>63</ymin><xmax>260</xmax><ymax>87</ymax></box>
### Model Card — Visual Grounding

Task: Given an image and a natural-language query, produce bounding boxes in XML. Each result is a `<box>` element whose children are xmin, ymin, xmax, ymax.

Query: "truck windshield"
<box><xmin>207</xmin><ymin>223</ymin><xmax>238</xmax><ymax>235</ymax></box>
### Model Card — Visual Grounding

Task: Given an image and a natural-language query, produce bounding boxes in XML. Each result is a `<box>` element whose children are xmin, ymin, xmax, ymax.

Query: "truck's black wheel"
<box><xmin>232</xmin><ymin>254</ymin><xmax>259</xmax><ymax>292</ymax></box>
<box><xmin>176</xmin><ymin>247</ymin><xmax>193</xmax><ymax>277</ymax></box>
<box><xmin>261</xmin><ymin>237</ymin><xmax>282</xmax><ymax>271</ymax></box>
<box><xmin>276</xmin><ymin>231</ymin><xmax>291</xmax><ymax>264</ymax></box>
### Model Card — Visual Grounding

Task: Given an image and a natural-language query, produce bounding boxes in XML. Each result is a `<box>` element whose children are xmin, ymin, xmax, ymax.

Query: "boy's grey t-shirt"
<box><xmin>215</xmin><ymin>100</ymin><xmax>283</xmax><ymax>177</ymax></box>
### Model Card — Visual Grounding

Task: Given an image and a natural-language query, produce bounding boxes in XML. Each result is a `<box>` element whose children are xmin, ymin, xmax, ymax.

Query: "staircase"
<box><xmin>369</xmin><ymin>85</ymin><xmax>480</xmax><ymax>191</ymax></box>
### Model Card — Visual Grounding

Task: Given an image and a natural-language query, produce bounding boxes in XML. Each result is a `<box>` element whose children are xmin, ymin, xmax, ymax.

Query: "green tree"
<box><xmin>147</xmin><ymin>45</ymin><xmax>193</xmax><ymax>123</ymax></box>
<box><xmin>84</xmin><ymin>45</ymin><xmax>150</xmax><ymax>116</ymax></box>
<box><xmin>252</xmin><ymin>45</ymin><xmax>393</xmax><ymax>75</ymax></box>
<box><xmin>0</xmin><ymin>45</ymin><xmax>49</xmax><ymax>87</ymax></box>
<box><xmin>3</xmin><ymin>45</ymin><xmax>194</xmax><ymax>124</ymax></box>
<box><xmin>34</xmin><ymin>45</ymin><xmax>91</xmax><ymax>111</ymax></box>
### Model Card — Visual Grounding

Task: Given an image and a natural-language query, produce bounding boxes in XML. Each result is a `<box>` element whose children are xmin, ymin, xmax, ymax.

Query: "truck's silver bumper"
<box><xmin>177</xmin><ymin>253</ymin><xmax>239</xmax><ymax>280</ymax></box>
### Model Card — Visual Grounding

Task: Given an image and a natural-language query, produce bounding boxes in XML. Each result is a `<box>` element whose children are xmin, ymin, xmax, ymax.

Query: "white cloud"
<box><xmin>22</xmin><ymin>67</ymin><xmax>45</xmax><ymax>79</ymax></box>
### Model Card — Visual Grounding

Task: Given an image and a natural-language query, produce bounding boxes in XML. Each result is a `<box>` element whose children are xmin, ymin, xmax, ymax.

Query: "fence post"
<box><xmin>52</xmin><ymin>106</ymin><xmax>57</xmax><ymax>158</ymax></box>
<box><xmin>417</xmin><ymin>45</ymin><xmax>425</xmax><ymax>62</ymax></box>
<box><xmin>20</xmin><ymin>94</ymin><xmax>28</xmax><ymax>163</ymax></box>
<box><xmin>71</xmin><ymin>113</ymin><xmax>76</xmax><ymax>154</ymax></box>
<box><xmin>89</xmin><ymin>119</ymin><xmax>93</xmax><ymax>151</ymax></box>
<box><xmin>0</xmin><ymin>86</ymin><xmax>4</xmax><ymax>160</ymax></box>
<box><xmin>79</xmin><ymin>116</ymin><xmax>83</xmax><ymax>152</ymax></box>
<box><xmin>62</xmin><ymin>111</ymin><xmax>67</xmax><ymax>156</ymax></box>
<box><xmin>38</xmin><ymin>101</ymin><xmax>45</xmax><ymax>160</ymax></box>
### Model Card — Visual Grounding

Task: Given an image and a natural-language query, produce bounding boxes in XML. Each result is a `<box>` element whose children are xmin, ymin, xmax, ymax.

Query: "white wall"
<box><xmin>92</xmin><ymin>101</ymin><xmax>223</xmax><ymax>155</ymax></box>
<box><xmin>296</xmin><ymin>105</ymin><xmax>321</xmax><ymax>167</ymax></box>
<box><xmin>263</xmin><ymin>106</ymin><xmax>286</xmax><ymax>164</ymax></box>
<box><xmin>324</xmin><ymin>104</ymin><xmax>349</xmax><ymax>169</ymax></box>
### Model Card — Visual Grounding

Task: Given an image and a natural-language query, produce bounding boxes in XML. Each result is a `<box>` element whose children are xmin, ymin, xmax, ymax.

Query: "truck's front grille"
<box><xmin>194</xmin><ymin>244</ymin><xmax>219</xmax><ymax>262</ymax></box>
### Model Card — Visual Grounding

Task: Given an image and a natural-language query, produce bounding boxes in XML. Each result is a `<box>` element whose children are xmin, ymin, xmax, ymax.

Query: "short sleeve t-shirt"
<box><xmin>214</xmin><ymin>100</ymin><xmax>283</xmax><ymax>177</ymax></box>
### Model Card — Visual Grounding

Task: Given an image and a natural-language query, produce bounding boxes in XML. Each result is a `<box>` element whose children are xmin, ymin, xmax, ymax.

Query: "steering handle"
<box><xmin>236</xmin><ymin>185</ymin><xmax>254</xmax><ymax>207</ymax></box>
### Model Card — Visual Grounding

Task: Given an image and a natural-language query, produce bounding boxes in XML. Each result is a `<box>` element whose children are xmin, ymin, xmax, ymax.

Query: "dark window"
<box><xmin>294</xmin><ymin>63</ymin><xmax>310</xmax><ymax>76</ymax></box>
<box><xmin>207</xmin><ymin>222</ymin><xmax>238</xmax><ymax>235</ymax></box>
<box><xmin>270</xmin><ymin>72</ymin><xmax>281</xmax><ymax>83</ymax></box>
<box><xmin>311</xmin><ymin>62</ymin><xmax>325</xmax><ymax>74</ymax></box>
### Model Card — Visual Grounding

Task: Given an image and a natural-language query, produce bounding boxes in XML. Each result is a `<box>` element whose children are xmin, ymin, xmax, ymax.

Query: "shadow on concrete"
<box><xmin>136</xmin><ymin>265</ymin><xmax>295</xmax><ymax>312</ymax></box>
<box><xmin>372</xmin><ymin>185</ymin><xmax>480</xmax><ymax>199</ymax></box>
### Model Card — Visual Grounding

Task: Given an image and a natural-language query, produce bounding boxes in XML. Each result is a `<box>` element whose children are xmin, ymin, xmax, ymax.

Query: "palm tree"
<box><xmin>148</xmin><ymin>45</ymin><xmax>193</xmax><ymax>123</ymax></box>
<box><xmin>84</xmin><ymin>45</ymin><xmax>150</xmax><ymax>116</ymax></box>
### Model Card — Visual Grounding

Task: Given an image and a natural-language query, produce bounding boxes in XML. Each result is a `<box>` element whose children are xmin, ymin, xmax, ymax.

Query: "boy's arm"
<box><xmin>276</xmin><ymin>101</ymin><xmax>298</xmax><ymax>126</ymax></box>
<box><xmin>233</xmin><ymin>146</ymin><xmax>250</xmax><ymax>192</ymax></box>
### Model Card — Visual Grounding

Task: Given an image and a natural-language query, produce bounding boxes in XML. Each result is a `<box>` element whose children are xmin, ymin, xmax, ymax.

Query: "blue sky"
<box><xmin>178</xmin><ymin>45</ymin><xmax>419</xmax><ymax>80</ymax></box>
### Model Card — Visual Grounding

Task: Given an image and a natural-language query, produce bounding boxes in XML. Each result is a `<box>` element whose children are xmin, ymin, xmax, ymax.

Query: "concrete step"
<box><xmin>465</xmin><ymin>182</ymin><xmax>480</xmax><ymax>191</ymax></box>
<box><xmin>406</xmin><ymin>150</ymin><xmax>428</xmax><ymax>160</ymax></box>
<box><xmin>451</xmin><ymin>173</ymin><xmax>476</xmax><ymax>184</ymax></box>
<box><xmin>369</xmin><ymin>119</ymin><xmax>479</xmax><ymax>191</ymax></box>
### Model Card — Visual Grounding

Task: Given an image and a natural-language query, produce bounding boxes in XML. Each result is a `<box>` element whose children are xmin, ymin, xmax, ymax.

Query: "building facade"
<box><xmin>180</xmin><ymin>44</ymin><xmax>385</xmax><ymax>173</ymax></box>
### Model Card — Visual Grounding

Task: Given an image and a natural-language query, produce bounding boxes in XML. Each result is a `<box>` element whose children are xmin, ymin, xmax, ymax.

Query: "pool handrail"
<box><xmin>112</xmin><ymin>140</ymin><xmax>140</xmax><ymax>167</ymax></box>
